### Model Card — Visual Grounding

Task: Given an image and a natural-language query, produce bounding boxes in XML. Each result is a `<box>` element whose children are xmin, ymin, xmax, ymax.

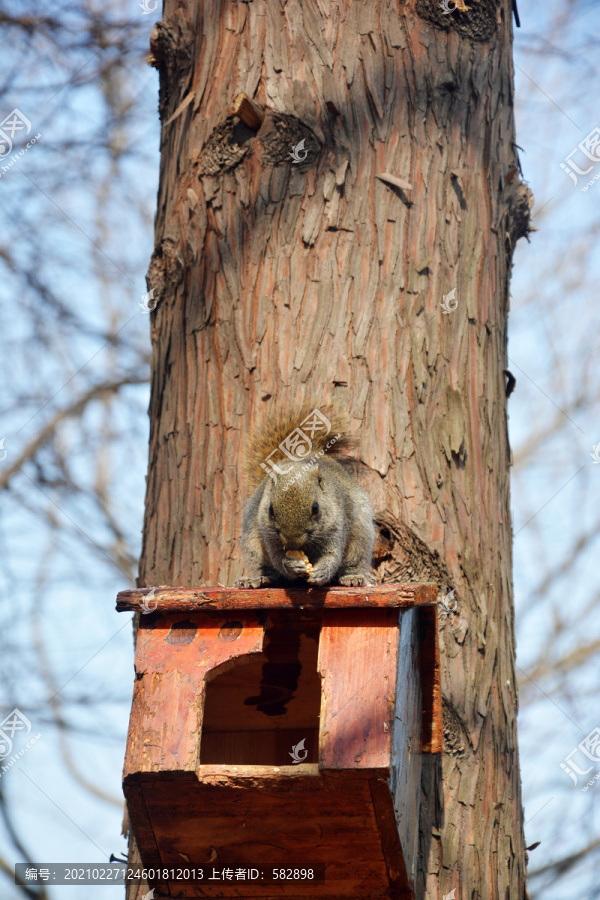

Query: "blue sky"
<box><xmin>1</xmin><ymin>1</ymin><xmax>600</xmax><ymax>898</ymax></box>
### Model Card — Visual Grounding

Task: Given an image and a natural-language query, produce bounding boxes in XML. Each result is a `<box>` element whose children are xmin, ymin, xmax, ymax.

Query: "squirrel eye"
<box><xmin>312</xmin><ymin>501</ymin><xmax>319</xmax><ymax>515</ymax></box>
<box><xmin>269</xmin><ymin>503</ymin><xmax>275</xmax><ymax>519</ymax></box>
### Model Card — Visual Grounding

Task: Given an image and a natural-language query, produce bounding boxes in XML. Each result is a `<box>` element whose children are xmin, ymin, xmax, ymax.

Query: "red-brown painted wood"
<box><xmin>318</xmin><ymin>608</ymin><xmax>399</xmax><ymax>772</ymax></box>
<box><xmin>124</xmin><ymin>612</ymin><xmax>265</xmax><ymax>777</ymax></box>
<box><xmin>116</xmin><ymin>583</ymin><xmax>437</xmax><ymax>613</ymax></box>
<box><xmin>122</xmin><ymin>595</ymin><xmax>441</xmax><ymax>898</ymax></box>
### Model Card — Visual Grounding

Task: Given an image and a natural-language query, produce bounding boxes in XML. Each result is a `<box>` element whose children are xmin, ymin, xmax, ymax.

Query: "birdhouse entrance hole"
<box><xmin>200</xmin><ymin>611</ymin><xmax>321</xmax><ymax>766</ymax></box>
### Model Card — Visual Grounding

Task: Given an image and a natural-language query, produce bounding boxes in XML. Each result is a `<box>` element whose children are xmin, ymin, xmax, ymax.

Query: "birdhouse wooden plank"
<box><xmin>125</xmin><ymin>612</ymin><xmax>266</xmax><ymax>776</ymax></box>
<box><xmin>318</xmin><ymin>608</ymin><xmax>402</xmax><ymax>772</ymax></box>
<box><xmin>118</xmin><ymin>584</ymin><xmax>441</xmax><ymax>899</ymax></box>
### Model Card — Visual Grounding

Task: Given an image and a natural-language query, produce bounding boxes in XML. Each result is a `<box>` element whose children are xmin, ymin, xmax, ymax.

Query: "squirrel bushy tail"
<box><xmin>244</xmin><ymin>403</ymin><xmax>356</xmax><ymax>490</ymax></box>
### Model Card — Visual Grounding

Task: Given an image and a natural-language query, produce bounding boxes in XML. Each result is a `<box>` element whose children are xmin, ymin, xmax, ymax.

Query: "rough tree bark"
<box><xmin>126</xmin><ymin>0</ymin><xmax>533</xmax><ymax>896</ymax></box>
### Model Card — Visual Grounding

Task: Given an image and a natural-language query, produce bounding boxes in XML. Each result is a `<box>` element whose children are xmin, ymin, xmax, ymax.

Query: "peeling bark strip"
<box><xmin>130</xmin><ymin>0</ymin><xmax>530</xmax><ymax>896</ymax></box>
<box><xmin>229</xmin><ymin>92</ymin><xmax>265</xmax><ymax>131</ymax></box>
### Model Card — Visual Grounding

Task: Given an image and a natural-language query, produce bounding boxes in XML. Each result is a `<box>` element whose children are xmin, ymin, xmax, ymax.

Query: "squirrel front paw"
<box><xmin>235</xmin><ymin>576</ymin><xmax>274</xmax><ymax>589</ymax></box>
<box><xmin>281</xmin><ymin>551</ymin><xmax>313</xmax><ymax>579</ymax></box>
<box><xmin>338</xmin><ymin>573</ymin><xmax>371</xmax><ymax>587</ymax></box>
<box><xmin>306</xmin><ymin>568</ymin><xmax>334</xmax><ymax>586</ymax></box>
<box><xmin>282</xmin><ymin>559</ymin><xmax>310</xmax><ymax>579</ymax></box>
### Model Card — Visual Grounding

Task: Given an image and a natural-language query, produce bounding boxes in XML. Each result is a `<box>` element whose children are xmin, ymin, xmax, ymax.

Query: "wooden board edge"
<box><xmin>369</xmin><ymin>779</ymin><xmax>414</xmax><ymax>900</ymax></box>
<box><xmin>418</xmin><ymin>606</ymin><xmax>443</xmax><ymax>753</ymax></box>
<box><xmin>318</xmin><ymin>765</ymin><xmax>392</xmax><ymax>780</ymax></box>
<box><xmin>123</xmin><ymin>780</ymin><xmax>162</xmax><ymax>871</ymax></box>
<box><xmin>116</xmin><ymin>583</ymin><xmax>438</xmax><ymax>613</ymax></box>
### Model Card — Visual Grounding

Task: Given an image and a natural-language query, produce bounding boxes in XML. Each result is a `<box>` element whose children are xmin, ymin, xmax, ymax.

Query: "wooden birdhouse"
<box><xmin>117</xmin><ymin>584</ymin><xmax>441</xmax><ymax>899</ymax></box>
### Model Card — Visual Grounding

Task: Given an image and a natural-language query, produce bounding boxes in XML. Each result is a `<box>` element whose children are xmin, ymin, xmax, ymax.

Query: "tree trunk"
<box><xmin>127</xmin><ymin>0</ymin><xmax>532</xmax><ymax>896</ymax></box>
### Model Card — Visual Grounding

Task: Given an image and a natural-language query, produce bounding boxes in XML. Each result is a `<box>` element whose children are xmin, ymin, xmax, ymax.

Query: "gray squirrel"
<box><xmin>235</xmin><ymin>407</ymin><xmax>375</xmax><ymax>588</ymax></box>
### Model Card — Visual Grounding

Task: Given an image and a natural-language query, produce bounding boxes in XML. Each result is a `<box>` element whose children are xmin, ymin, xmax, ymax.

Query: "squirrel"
<box><xmin>235</xmin><ymin>406</ymin><xmax>375</xmax><ymax>588</ymax></box>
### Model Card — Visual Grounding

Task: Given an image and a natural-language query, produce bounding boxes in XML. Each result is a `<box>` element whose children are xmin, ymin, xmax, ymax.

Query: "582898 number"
<box><xmin>273</xmin><ymin>869</ymin><xmax>314</xmax><ymax>880</ymax></box>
